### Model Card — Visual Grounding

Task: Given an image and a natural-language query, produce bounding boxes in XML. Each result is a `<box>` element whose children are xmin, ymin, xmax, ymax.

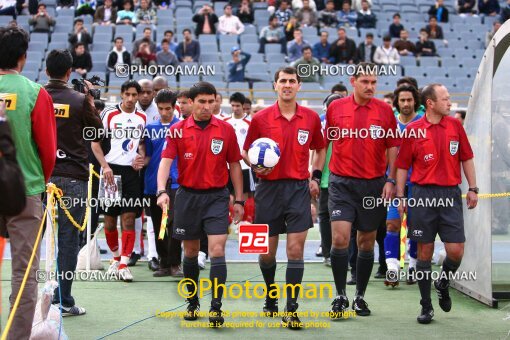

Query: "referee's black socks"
<box><xmin>286</xmin><ymin>259</ymin><xmax>304</xmax><ymax>309</ymax></box>
<box><xmin>259</xmin><ymin>257</ymin><xmax>277</xmax><ymax>295</ymax></box>
<box><xmin>355</xmin><ymin>250</ymin><xmax>374</xmax><ymax>298</ymax></box>
<box><xmin>183</xmin><ymin>256</ymin><xmax>200</xmax><ymax>300</ymax></box>
<box><xmin>417</xmin><ymin>260</ymin><xmax>432</xmax><ymax>304</ymax></box>
<box><xmin>210</xmin><ymin>256</ymin><xmax>227</xmax><ymax>305</ymax></box>
<box><xmin>330</xmin><ymin>247</ymin><xmax>349</xmax><ymax>297</ymax></box>
<box><xmin>439</xmin><ymin>257</ymin><xmax>461</xmax><ymax>289</ymax></box>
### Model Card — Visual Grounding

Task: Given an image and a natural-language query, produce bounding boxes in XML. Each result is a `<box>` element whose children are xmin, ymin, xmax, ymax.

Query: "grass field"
<box><xmin>2</xmin><ymin>260</ymin><xmax>510</xmax><ymax>339</ymax></box>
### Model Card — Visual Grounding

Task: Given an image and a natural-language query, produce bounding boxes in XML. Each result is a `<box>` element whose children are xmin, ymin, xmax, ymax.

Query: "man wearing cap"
<box><xmin>227</xmin><ymin>46</ymin><xmax>251</xmax><ymax>83</ymax></box>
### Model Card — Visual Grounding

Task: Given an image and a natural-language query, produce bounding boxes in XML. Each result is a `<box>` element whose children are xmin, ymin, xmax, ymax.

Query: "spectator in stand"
<box><xmin>108</xmin><ymin>37</ymin><xmax>131</xmax><ymax>71</ymax></box>
<box><xmin>157</xmin><ymin>30</ymin><xmax>177</xmax><ymax>52</ymax></box>
<box><xmin>374</xmin><ymin>34</ymin><xmax>400</xmax><ymax>65</ymax></box>
<box><xmin>134</xmin><ymin>41</ymin><xmax>157</xmax><ymax>66</ymax></box>
<box><xmin>287</xmin><ymin>29</ymin><xmax>310</xmax><ymax>62</ymax></box>
<box><xmin>292</xmin><ymin>0</ymin><xmax>317</xmax><ymax>11</ymax></box>
<box><xmin>218</xmin><ymin>4</ymin><xmax>245</xmax><ymax>35</ymax></box>
<box><xmin>394</xmin><ymin>29</ymin><xmax>416</xmax><ymax>56</ymax></box>
<box><xmin>29</xmin><ymin>4</ymin><xmax>55</xmax><ymax>33</ymax></box>
<box><xmin>338</xmin><ymin>1</ymin><xmax>357</xmax><ymax>28</ymax></box>
<box><xmin>156</xmin><ymin>39</ymin><xmax>179</xmax><ymax>67</ymax></box>
<box><xmin>94</xmin><ymin>0</ymin><xmax>117</xmax><ymax>26</ymax></box>
<box><xmin>295</xmin><ymin>0</ymin><xmax>317</xmax><ymax>27</ymax></box>
<box><xmin>428</xmin><ymin>0</ymin><xmax>449</xmax><ymax>23</ymax></box>
<box><xmin>351</xmin><ymin>0</ymin><xmax>372</xmax><ymax>11</ymax></box>
<box><xmin>486</xmin><ymin>20</ymin><xmax>501</xmax><ymax>47</ymax></box>
<box><xmin>457</xmin><ymin>0</ymin><xmax>477</xmax><ymax>16</ymax></box>
<box><xmin>415</xmin><ymin>29</ymin><xmax>437</xmax><ymax>57</ymax></box>
<box><xmin>135</xmin><ymin>0</ymin><xmax>157</xmax><ymax>25</ymax></box>
<box><xmin>75</xmin><ymin>0</ymin><xmax>96</xmax><ymax>16</ymax></box>
<box><xmin>313</xmin><ymin>30</ymin><xmax>331</xmax><ymax>64</ymax></box>
<box><xmin>275</xmin><ymin>0</ymin><xmax>293</xmax><ymax>26</ymax></box>
<box><xmin>68</xmin><ymin>18</ymin><xmax>93</xmax><ymax>51</ymax></box>
<box><xmin>116</xmin><ymin>0</ymin><xmax>135</xmax><ymax>25</ymax></box>
<box><xmin>192</xmin><ymin>3</ymin><xmax>218</xmax><ymax>36</ymax></box>
<box><xmin>501</xmin><ymin>0</ymin><xmax>510</xmax><ymax>22</ymax></box>
<box><xmin>454</xmin><ymin>110</ymin><xmax>466</xmax><ymax>125</ymax></box>
<box><xmin>176</xmin><ymin>28</ymin><xmax>200</xmax><ymax>62</ymax></box>
<box><xmin>132</xmin><ymin>27</ymin><xmax>156</xmax><ymax>56</ymax></box>
<box><xmin>72</xmin><ymin>42</ymin><xmax>92</xmax><ymax>77</ymax></box>
<box><xmin>291</xmin><ymin>46</ymin><xmax>321</xmax><ymax>82</ymax></box>
<box><xmin>318</xmin><ymin>0</ymin><xmax>339</xmax><ymax>28</ymax></box>
<box><xmin>237</xmin><ymin>0</ymin><xmax>254</xmax><ymax>25</ymax></box>
<box><xmin>389</xmin><ymin>13</ymin><xmax>404</xmax><ymax>38</ymax></box>
<box><xmin>356</xmin><ymin>0</ymin><xmax>376</xmax><ymax>29</ymax></box>
<box><xmin>284</xmin><ymin>15</ymin><xmax>300</xmax><ymax>41</ymax></box>
<box><xmin>258</xmin><ymin>15</ymin><xmax>287</xmax><ymax>54</ymax></box>
<box><xmin>356</xmin><ymin>32</ymin><xmax>376</xmax><ymax>63</ymax></box>
<box><xmin>328</xmin><ymin>26</ymin><xmax>357</xmax><ymax>64</ymax></box>
<box><xmin>227</xmin><ymin>46</ymin><xmax>251</xmax><ymax>83</ymax></box>
<box><xmin>425</xmin><ymin>16</ymin><xmax>444</xmax><ymax>40</ymax></box>
<box><xmin>479</xmin><ymin>0</ymin><xmax>500</xmax><ymax>16</ymax></box>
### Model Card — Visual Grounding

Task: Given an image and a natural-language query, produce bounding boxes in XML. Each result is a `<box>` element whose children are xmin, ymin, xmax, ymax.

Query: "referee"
<box><xmin>157</xmin><ymin>82</ymin><xmax>244</xmax><ymax>327</ymax></box>
<box><xmin>243</xmin><ymin>66</ymin><xmax>326</xmax><ymax>330</ymax></box>
<box><xmin>325</xmin><ymin>62</ymin><xmax>399</xmax><ymax>318</ymax></box>
<box><xmin>395</xmin><ymin>83</ymin><xmax>478</xmax><ymax>324</ymax></box>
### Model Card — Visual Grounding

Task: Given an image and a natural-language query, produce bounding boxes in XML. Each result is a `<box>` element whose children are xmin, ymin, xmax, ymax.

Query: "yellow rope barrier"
<box><xmin>0</xmin><ymin>208</ymin><xmax>47</xmax><ymax>340</ymax></box>
<box><xmin>461</xmin><ymin>192</ymin><xmax>510</xmax><ymax>199</ymax></box>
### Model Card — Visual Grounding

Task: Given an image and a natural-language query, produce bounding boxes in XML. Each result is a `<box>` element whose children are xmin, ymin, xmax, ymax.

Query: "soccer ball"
<box><xmin>248</xmin><ymin>138</ymin><xmax>281</xmax><ymax>168</ymax></box>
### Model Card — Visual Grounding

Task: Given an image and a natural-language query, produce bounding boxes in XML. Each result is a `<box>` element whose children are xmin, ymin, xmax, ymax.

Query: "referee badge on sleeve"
<box><xmin>449</xmin><ymin>141</ymin><xmax>459</xmax><ymax>156</ymax></box>
<box><xmin>211</xmin><ymin>138</ymin><xmax>224</xmax><ymax>155</ymax></box>
<box><xmin>297</xmin><ymin>129</ymin><xmax>309</xmax><ymax>145</ymax></box>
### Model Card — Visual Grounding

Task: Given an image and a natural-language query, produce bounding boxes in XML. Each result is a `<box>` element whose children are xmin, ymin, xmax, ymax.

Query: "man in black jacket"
<box><xmin>108</xmin><ymin>37</ymin><xmax>131</xmax><ymax>72</ymax></box>
<box><xmin>44</xmin><ymin>49</ymin><xmax>103</xmax><ymax>317</ymax></box>
<box><xmin>329</xmin><ymin>27</ymin><xmax>357</xmax><ymax>64</ymax></box>
<box><xmin>192</xmin><ymin>4</ymin><xmax>218</xmax><ymax>36</ymax></box>
<box><xmin>356</xmin><ymin>32</ymin><xmax>376</xmax><ymax>63</ymax></box>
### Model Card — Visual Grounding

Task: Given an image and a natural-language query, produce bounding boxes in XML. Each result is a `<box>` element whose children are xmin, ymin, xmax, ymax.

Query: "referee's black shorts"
<box><xmin>227</xmin><ymin>169</ymin><xmax>256</xmax><ymax>194</ymax></box>
<box><xmin>408</xmin><ymin>184</ymin><xmax>465</xmax><ymax>244</ymax></box>
<box><xmin>254</xmin><ymin>179</ymin><xmax>313</xmax><ymax>237</ymax></box>
<box><xmin>172</xmin><ymin>186</ymin><xmax>230</xmax><ymax>240</ymax></box>
<box><xmin>99</xmin><ymin>164</ymin><xmax>144</xmax><ymax>218</ymax></box>
<box><xmin>328</xmin><ymin>173</ymin><xmax>386</xmax><ymax>232</ymax></box>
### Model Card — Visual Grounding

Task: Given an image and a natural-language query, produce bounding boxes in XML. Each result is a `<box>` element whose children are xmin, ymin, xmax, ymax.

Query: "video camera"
<box><xmin>72</xmin><ymin>75</ymin><xmax>105</xmax><ymax>100</ymax></box>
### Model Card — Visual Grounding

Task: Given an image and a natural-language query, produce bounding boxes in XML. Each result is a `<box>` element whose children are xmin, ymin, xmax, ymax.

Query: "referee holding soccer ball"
<box><xmin>242</xmin><ymin>66</ymin><xmax>326</xmax><ymax>330</ymax></box>
<box><xmin>396</xmin><ymin>83</ymin><xmax>478</xmax><ymax>324</ymax></box>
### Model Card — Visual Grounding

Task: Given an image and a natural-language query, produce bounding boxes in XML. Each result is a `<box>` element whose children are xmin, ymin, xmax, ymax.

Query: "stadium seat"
<box><xmin>91</xmin><ymin>62</ymin><xmax>107</xmax><ymax>72</ymax></box>
<box><xmin>198</xmin><ymin>34</ymin><xmax>217</xmax><ymax>45</ymax></box>
<box><xmin>219</xmin><ymin>34</ymin><xmax>239</xmax><ymax>46</ymax></box>
<box><xmin>239</xmin><ymin>43</ymin><xmax>259</xmax><ymax>54</ymax></box>
<box><xmin>201</xmin><ymin>54</ymin><xmax>221</xmax><ymax>62</ymax></box>
<box><xmin>419</xmin><ymin>57</ymin><xmax>440</xmax><ymax>67</ymax></box>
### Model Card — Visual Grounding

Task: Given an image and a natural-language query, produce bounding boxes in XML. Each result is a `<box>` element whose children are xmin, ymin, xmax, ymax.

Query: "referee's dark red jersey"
<box><xmin>326</xmin><ymin>95</ymin><xmax>400</xmax><ymax>179</ymax></box>
<box><xmin>161</xmin><ymin>115</ymin><xmax>242</xmax><ymax>189</ymax></box>
<box><xmin>243</xmin><ymin>101</ymin><xmax>325</xmax><ymax>181</ymax></box>
<box><xmin>395</xmin><ymin>115</ymin><xmax>473</xmax><ymax>186</ymax></box>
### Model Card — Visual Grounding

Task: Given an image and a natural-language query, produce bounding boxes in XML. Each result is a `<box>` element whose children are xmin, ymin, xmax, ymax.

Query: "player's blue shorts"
<box><xmin>387</xmin><ymin>184</ymin><xmax>413</xmax><ymax>221</ymax></box>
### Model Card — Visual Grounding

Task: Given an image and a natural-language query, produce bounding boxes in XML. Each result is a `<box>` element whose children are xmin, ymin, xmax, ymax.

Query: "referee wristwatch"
<box><xmin>234</xmin><ymin>200</ymin><xmax>245</xmax><ymax>207</ymax></box>
<box><xmin>468</xmin><ymin>187</ymin><xmax>479</xmax><ymax>194</ymax></box>
<box><xmin>156</xmin><ymin>190</ymin><xmax>167</xmax><ymax>198</ymax></box>
<box><xmin>386</xmin><ymin>178</ymin><xmax>396</xmax><ymax>185</ymax></box>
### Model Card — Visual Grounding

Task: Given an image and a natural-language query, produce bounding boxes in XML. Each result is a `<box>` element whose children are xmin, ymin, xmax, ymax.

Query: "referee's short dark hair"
<box><xmin>46</xmin><ymin>49</ymin><xmax>73</xmax><ymax>78</ymax></box>
<box><xmin>0</xmin><ymin>26</ymin><xmax>29</xmax><ymax>69</ymax></box>
<box><xmin>393</xmin><ymin>84</ymin><xmax>420</xmax><ymax>113</ymax></box>
<box><xmin>397</xmin><ymin>76</ymin><xmax>419</xmax><ymax>90</ymax></box>
<box><xmin>331</xmin><ymin>83</ymin><xmax>348</xmax><ymax>94</ymax></box>
<box><xmin>121</xmin><ymin>80</ymin><xmax>142</xmax><ymax>93</ymax></box>
<box><xmin>421</xmin><ymin>83</ymin><xmax>442</xmax><ymax>109</ymax></box>
<box><xmin>155</xmin><ymin>89</ymin><xmax>177</xmax><ymax>106</ymax></box>
<box><xmin>274</xmin><ymin>66</ymin><xmax>301</xmax><ymax>83</ymax></box>
<box><xmin>189</xmin><ymin>81</ymin><xmax>217</xmax><ymax>100</ymax></box>
<box><xmin>229</xmin><ymin>92</ymin><xmax>246</xmax><ymax>105</ymax></box>
<box><xmin>353</xmin><ymin>62</ymin><xmax>378</xmax><ymax>78</ymax></box>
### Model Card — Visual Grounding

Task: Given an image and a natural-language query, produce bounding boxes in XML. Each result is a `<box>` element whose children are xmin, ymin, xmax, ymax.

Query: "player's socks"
<box><xmin>210</xmin><ymin>256</ymin><xmax>227</xmax><ymax>304</ymax></box>
<box><xmin>119</xmin><ymin>256</ymin><xmax>129</xmax><ymax>269</ymax></box>
<box><xmin>355</xmin><ymin>250</ymin><xmax>374</xmax><ymax>297</ymax></box>
<box><xmin>330</xmin><ymin>247</ymin><xmax>349</xmax><ymax>296</ymax></box>
<box><xmin>183</xmin><ymin>256</ymin><xmax>200</xmax><ymax>295</ymax></box>
<box><xmin>121</xmin><ymin>229</ymin><xmax>136</xmax><ymax>258</ymax></box>
<box><xmin>244</xmin><ymin>197</ymin><xmax>255</xmax><ymax>223</ymax></box>
<box><xmin>438</xmin><ymin>257</ymin><xmax>461</xmax><ymax>288</ymax></box>
<box><xmin>133</xmin><ymin>217</ymin><xmax>143</xmax><ymax>255</ymax></box>
<box><xmin>286</xmin><ymin>259</ymin><xmax>304</xmax><ymax>308</ymax></box>
<box><xmin>105</xmin><ymin>228</ymin><xmax>119</xmax><ymax>253</ymax></box>
<box><xmin>146</xmin><ymin>216</ymin><xmax>158</xmax><ymax>259</ymax></box>
<box><xmin>384</xmin><ymin>231</ymin><xmax>400</xmax><ymax>271</ymax></box>
<box><xmin>409</xmin><ymin>240</ymin><xmax>418</xmax><ymax>266</ymax></box>
<box><xmin>416</xmin><ymin>260</ymin><xmax>432</xmax><ymax>301</ymax></box>
<box><xmin>259</xmin><ymin>257</ymin><xmax>277</xmax><ymax>292</ymax></box>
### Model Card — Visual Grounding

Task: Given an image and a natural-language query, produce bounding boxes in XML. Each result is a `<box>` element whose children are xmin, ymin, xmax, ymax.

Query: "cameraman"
<box><xmin>44</xmin><ymin>49</ymin><xmax>103</xmax><ymax>317</ymax></box>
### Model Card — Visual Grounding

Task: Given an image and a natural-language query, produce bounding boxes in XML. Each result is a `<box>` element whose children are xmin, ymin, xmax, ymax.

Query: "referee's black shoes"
<box><xmin>184</xmin><ymin>297</ymin><xmax>200</xmax><ymax>321</ymax></box>
<box><xmin>330</xmin><ymin>296</ymin><xmax>349</xmax><ymax>320</ymax></box>
<box><xmin>352</xmin><ymin>296</ymin><xmax>371</xmax><ymax>316</ymax></box>
<box><xmin>263</xmin><ymin>297</ymin><xmax>278</xmax><ymax>317</ymax></box>
<box><xmin>434</xmin><ymin>280</ymin><xmax>452</xmax><ymax>312</ymax></box>
<box><xmin>417</xmin><ymin>299</ymin><xmax>434</xmax><ymax>324</ymax></box>
<box><xmin>281</xmin><ymin>303</ymin><xmax>303</xmax><ymax>330</ymax></box>
<box><xmin>209</xmin><ymin>301</ymin><xmax>224</xmax><ymax>327</ymax></box>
